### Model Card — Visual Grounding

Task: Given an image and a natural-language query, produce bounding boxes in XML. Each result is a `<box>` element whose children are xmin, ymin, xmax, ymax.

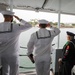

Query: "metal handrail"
<box><xmin>19</xmin><ymin>44</ymin><xmax>55</xmax><ymax>56</ymax></box>
<box><xmin>19</xmin><ymin>54</ymin><xmax>27</xmax><ymax>56</ymax></box>
<box><xmin>19</xmin><ymin>44</ymin><xmax>55</xmax><ymax>69</ymax></box>
<box><xmin>19</xmin><ymin>66</ymin><xmax>35</xmax><ymax>69</ymax></box>
<box><xmin>19</xmin><ymin>46</ymin><xmax>27</xmax><ymax>56</ymax></box>
<box><xmin>20</xmin><ymin>46</ymin><xmax>27</xmax><ymax>49</ymax></box>
<box><xmin>20</xmin><ymin>44</ymin><xmax>55</xmax><ymax>49</ymax></box>
<box><xmin>19</xmin><ymin>46</ymin><xmax>35</xmax><ymax>69</ymax></box>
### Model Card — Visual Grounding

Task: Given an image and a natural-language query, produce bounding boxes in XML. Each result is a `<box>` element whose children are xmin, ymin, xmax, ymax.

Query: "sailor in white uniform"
<box><xmin>0</xmin><ymin>10</ymin><xmax>32</xmax><ymax>75</ymax></box>
<box><xmin>27</xmin><ymin>19</ymin><xmax>60</xmax><ymax>75</ymax></box>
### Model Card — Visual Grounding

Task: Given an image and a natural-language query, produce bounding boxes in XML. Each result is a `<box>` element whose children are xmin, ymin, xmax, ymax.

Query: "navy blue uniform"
<box><xmin>60</xmin><ymin>39</ymin><xmax>75</xmax><ymax>75</ymax></box>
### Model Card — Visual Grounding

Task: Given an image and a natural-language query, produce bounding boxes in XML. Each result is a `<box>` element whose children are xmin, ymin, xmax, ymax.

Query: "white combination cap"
<box><xmin>1</xmin><ymin>10</ymin><xmax>14</xmax><ymax>16</ymax></box>
<box><xmin>38</xmin><ymin>19</ymin><xmax>49</xmax><ymax>24</ymax></box>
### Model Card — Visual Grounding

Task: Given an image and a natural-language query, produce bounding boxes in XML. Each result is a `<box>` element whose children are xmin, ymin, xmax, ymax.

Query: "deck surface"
<box><xmin>19</xmin><ymin>71</ymin><xmax>54</xmax><ymax>75</ymax></box>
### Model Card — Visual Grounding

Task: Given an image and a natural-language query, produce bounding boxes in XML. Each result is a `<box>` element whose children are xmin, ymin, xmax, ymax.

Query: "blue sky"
<box><xmin>0</xmin><ymin>9</ymin><xmax>75</xmax><ymax>23</ymax></box>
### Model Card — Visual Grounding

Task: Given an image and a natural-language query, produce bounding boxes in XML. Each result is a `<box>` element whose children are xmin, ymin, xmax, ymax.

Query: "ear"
<box><xmin>67</xmin><ymin>35</ymin><xmax>71</xmax><ymax>40</ymax></box>
<box><xmin>39</xmin><ymin>24</ymin><xmax>41</xmax><ymax>28</ymax></box>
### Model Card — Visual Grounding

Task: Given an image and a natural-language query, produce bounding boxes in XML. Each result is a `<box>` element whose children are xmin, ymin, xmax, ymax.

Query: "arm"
<box><xmin>62</xmin><ymin>45</ymin><xmax>70</xmax><ymax>62</ymax></box>
<box><xmin>27</xmin><ymin>34</ymin><xmax>35</xmax><ymax>63</ymax></box>
<box><xmin>13</xmin><ymin>15</ymin><xmax>32</xmax><ymax>30</ymax></box>
<box><xmin>51</xmin><ymin>27</ymin><xmax>60</xmax><ymax>36</ymax></box>
<box><xmin>58</xmin><ymin>42</ymin><xmax>70</xmax><ymax>63</ymax></box>
<box><xmin>13</xmin><ymin>15</ymin><xmax>21</xmax><ymax>21</ymax></box>
<box><xmin>62</xmin><ymin>42</ymin><xmax>74</xmax><ymax>62</ymax></box>
<box><xmin>47</xmin><ymin>24</ymin><xmax>60</xmax><ymax>36</ymax></box>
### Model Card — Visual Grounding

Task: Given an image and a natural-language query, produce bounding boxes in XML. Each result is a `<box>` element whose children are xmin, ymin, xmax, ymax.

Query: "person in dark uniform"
<box><xmin>58</xmin><ymin>31</ymin><xmax>75</xmax><ymax>75</ymax></box>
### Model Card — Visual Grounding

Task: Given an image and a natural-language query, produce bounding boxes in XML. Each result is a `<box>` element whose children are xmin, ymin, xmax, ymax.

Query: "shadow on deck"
<box><xmin>19</xmin><ymin>71</ymin><xmax>36</xmax><ymax>75</ymax></box>
<box><xmin>19</xmin><ymin>70</ymin><xmax>54</xmax><ymax>75</ymax></box>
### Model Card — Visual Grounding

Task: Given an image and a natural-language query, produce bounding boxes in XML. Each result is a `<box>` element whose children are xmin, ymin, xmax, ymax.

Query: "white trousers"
<box><xmin>1</xmin><ymin>54</ymin><xmax>19</xmax><ymax>75</ymax></box>
<box><xmin>35</xmin><ymin>54</ymin><xmax>51</xmax><ymax>75</ymax></box>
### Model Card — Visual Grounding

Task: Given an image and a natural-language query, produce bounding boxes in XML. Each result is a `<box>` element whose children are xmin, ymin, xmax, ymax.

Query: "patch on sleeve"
<box><xmin>66</xmin><ymin>46</ymin><xmax>70</xmax><ymax>50</ymax></box>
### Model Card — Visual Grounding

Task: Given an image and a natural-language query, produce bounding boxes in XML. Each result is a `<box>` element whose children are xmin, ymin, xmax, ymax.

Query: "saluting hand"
<box><xmin>46</xmin><ymin>24</ymin><xmax>52</xmax><ymax>28</ymax></box>
<box><xmin>13</xmin><ymin>15</ymin><xmax>21</xmax><ymax>21</ymax></box>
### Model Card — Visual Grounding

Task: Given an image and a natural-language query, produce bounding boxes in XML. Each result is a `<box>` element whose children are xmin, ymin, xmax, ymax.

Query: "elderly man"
<box><xmin>27</xmin><ymin>19</ymin><xmax>60</xmax><ymax>75</ymax></box>
<box><xmin>0</xmin><ymin>10</ymin><xmax>32</xmax><ymax>75</ymax></box>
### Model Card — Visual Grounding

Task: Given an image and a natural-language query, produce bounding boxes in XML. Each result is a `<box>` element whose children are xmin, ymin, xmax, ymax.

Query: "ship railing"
<box><xmin>0</xmin><ymin>44</ymin><xmax>55</xmax><ymax>75</ymax></box>
<box><xmin>19</xmin><ymin>44</ymin><xmax>55</xmax><ymax>73</ymax></box>
<box><xmin>19</xmin><ymin>46</ymin><xmax>35</xmax><ymax>67</ymax></box>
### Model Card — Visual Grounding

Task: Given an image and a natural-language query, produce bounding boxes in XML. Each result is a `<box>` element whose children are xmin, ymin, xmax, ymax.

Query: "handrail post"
<box><xmin>57</xmin><ymin>0</ymin><xmax>61</xmax><ymax>49</ymax></box>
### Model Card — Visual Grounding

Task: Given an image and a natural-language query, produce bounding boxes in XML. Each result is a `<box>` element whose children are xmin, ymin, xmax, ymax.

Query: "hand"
<box><xmin>31</xmin><ymin>58</ymin><xmax>35</xmax><ymax>63</ymax></box>
<box><xmin>58</xmin><ymin>58</ymin><xmax>62</xmax><ymax>65</ymax></box>
<box><xmin>46</xmin><ymin>24</ymin><xmax>52</xmax><ymax>28</ymax></box>
<box><xmin>28</xmin><ymin>54</ymin><xmax>35</xmax><ymax>63</ymax></box>
<box><xmin>13</xmin><ymin>15</ymin><xmax>20</xmax><ymax>21</ymax></box>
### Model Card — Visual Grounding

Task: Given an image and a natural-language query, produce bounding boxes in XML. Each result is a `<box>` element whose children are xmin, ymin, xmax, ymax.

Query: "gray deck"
<box><xmin>19</xmin><ymin>71</ymin><xmax>54</xmax><ymax>75</ymax></box>
<box><xmin>19</xmin><ymin>71</ymin><xmax>36</xmax><ymax>75</ymax></box>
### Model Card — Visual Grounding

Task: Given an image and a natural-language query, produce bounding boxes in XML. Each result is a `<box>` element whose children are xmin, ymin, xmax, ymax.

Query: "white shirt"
<box><xmin>0</xmin><ymin>20</ymin><xmax>32</xmax><ymax>56</ymax></box>
<box><xmin>27</xmin><ymin>27</ymin><xmax>60</xmax><ymax>56</ymax></box>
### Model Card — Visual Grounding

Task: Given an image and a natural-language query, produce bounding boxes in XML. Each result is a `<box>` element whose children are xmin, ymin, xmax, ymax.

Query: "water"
<box><xmin>19</xmin><ymin>27</ymin><xmax>75</xmax><ymax>72</ymax></box>
<box><xmin>19</xmin><ymin>27</ymin><xmax>39</xmax><ymax>72</ymax></box>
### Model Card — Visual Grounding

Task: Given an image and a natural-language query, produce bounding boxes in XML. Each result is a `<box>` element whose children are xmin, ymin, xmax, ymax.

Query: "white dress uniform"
<box><xmin>27</xmin><ymin>19</ymin><xmax>60</xmax><ymax>75</ymax></box>
<box><xmin>0</xmin><ymin>10</ymin><xmax>32</xmax><ymax>75</ymax></box>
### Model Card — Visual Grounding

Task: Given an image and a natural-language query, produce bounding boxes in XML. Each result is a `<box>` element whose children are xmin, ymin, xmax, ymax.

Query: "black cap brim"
<box><xmin>66</xmin><ymin>31</ymin><xmax>75</xmax><ymax>36</ymax></box>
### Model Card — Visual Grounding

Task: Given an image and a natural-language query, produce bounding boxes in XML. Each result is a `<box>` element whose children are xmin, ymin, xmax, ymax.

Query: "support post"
<box><xmin>57</xmin><ymin>0</ymin><xmax>61</xmax><ymax>49</ymax></box>
<box><xmin>9</xmin><ymin>0</ymin><xmax>13</xmax><ymax>11</ymax></box>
